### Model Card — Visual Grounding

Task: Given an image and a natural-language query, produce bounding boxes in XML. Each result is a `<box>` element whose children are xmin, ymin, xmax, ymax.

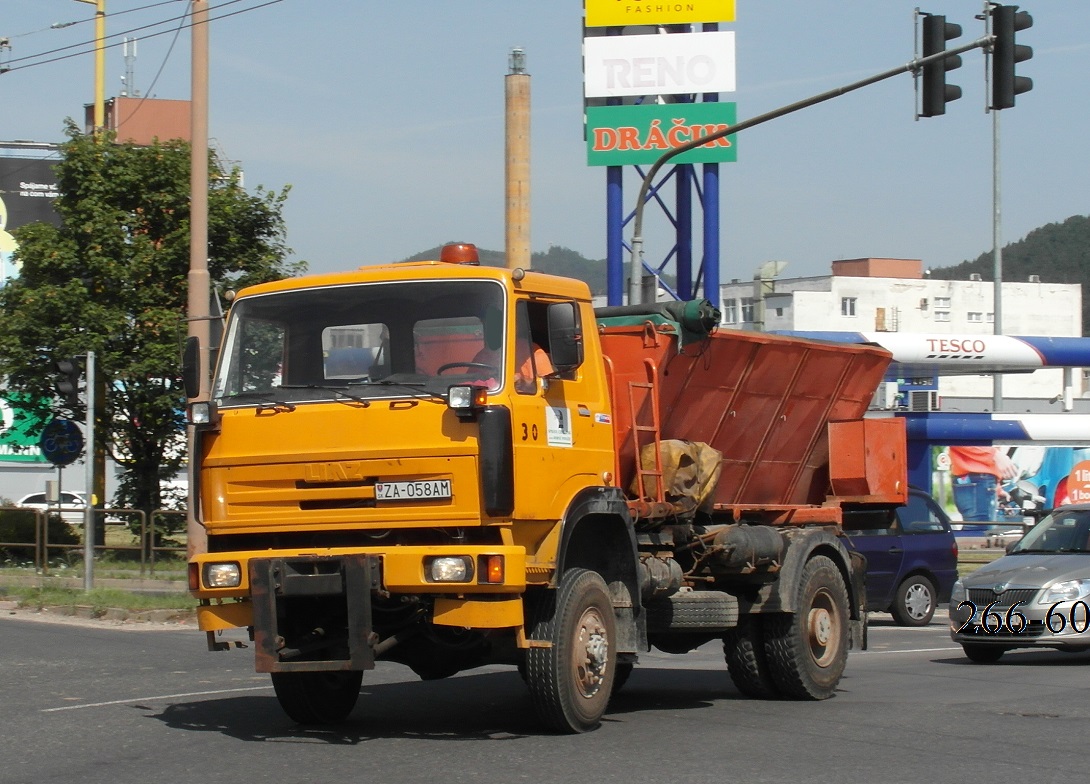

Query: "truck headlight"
<box><xmin>203</xmin><ymin>562</ymin><xmax>242</xmax><ymax>588</ymax></box>
<box><xmin>448</xmin><ymin>385</ymin><xmax>487</xmax><ymax>419</ymax></box>
<box><xmin>426</xmin><ymin>556</ymin><xmax>473</xmax><ymax>582</ymax></box>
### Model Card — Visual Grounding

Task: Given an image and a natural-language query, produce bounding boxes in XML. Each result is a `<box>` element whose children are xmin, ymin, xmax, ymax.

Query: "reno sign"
<box><xmin>584</xmin><ymin>31</ymin><xmax>736</xmax><ymax>98</ymax></box>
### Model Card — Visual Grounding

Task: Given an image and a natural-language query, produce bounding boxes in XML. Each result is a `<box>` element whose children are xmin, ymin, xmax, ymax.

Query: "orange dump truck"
<box><xmin>184</xmin><ymin>244</ymin><xmax>906</xmax><ymax>733</ymax></box>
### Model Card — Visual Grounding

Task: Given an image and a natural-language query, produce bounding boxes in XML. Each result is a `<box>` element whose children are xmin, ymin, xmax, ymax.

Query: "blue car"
<box><xmin>843</xmin><ymin>488</ymin><xmax>959</xmax><ymax>626</ymax></box>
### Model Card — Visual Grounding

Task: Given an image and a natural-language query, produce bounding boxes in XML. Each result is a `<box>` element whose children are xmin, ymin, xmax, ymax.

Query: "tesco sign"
<box><xmin>925</xmin><ymin>338</ymin><xmax>988</xmax><ymax>356</ymax></box>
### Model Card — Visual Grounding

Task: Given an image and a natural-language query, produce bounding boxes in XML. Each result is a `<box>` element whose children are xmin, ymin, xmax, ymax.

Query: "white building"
<box><xmin>718</xmin><ymin>258</ymin><xmax>1083</xmax><ymax>401</ymax></box>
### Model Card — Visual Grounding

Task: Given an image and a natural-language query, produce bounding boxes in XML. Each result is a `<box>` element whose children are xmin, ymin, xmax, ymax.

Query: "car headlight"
<box><xmin>426</xmin><ymin>556</ymin><xmax>473</xmax><ymax>582</ymax></box>
<box><xmin>203</xmin><ymin>562</ymin><xmax>241</xmax><ymax>588</ymax></box>
<box><xmin>950</xmin><ymin>579</ymin><xmax>966</xmax><ymax>605</ymax></box>
<box><xmin>1039</xmin><ymin>579</ymin><xmax>1090</xmax><ymax>605</ymax></box>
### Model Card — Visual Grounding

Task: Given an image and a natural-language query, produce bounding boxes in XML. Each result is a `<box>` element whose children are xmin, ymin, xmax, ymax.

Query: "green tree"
<box><xmin>0</xmin><ymin>121</ymin><xmax>304</xmax><ymax>527</ymax></box>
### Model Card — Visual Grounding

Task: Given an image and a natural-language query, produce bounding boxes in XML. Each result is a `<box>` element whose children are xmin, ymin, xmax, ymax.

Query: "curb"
<box><xmin>1</xmin><ymin>599</ymin><xmax>196</xmax><ymax>626</ymax></box>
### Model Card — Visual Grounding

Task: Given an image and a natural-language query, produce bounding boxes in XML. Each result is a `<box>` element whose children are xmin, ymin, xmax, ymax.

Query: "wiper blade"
<box><xmin>371</xmin><ymin>379</ymin><xmax>426</xmax><ymax>387</ymax></box>
<box><xmin>277</xmin><ymin>384</ymin><xmax>371</xmax><ymax>407</ymax></box>
<box><xmin>369</xmin><ymin>379</ymin><xmax>445</xmax><ymax>402</ymax></box>
<box><xmin>257</xmin><ymin>400</ymin><xmax>296</xmax><ymax>413</ymax></box>
<box><xmin>221</xmin><ymin>391</ymin><xmax>297</xmax><ymax>412</ymax></box>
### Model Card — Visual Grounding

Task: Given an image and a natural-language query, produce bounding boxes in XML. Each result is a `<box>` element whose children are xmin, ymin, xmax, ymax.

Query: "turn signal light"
<box><xmin>479</xmin><ymin>555</ymin><xmax>505</xmax><ymax>584</ymax></box>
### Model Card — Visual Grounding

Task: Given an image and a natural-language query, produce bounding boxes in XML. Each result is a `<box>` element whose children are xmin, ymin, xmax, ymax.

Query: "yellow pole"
<box><xmin>74</xmin><ymin>0</ymin><xmax>106</xmax><ymax>134</ymax></box>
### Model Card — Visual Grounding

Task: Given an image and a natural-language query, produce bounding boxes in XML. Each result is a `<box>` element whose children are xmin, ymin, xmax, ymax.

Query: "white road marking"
<box><xmin>855</xmin><ymin>646</ymin><xmax>961</xmax><ymax>655</ymax></box>
<box><xmin>41</xmin><ymin>685</ymin><xmax>271</xmax><ymax>712</ymax></box>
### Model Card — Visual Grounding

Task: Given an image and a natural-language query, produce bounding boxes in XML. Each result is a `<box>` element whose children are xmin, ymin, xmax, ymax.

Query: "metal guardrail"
<box><xmin>0</xmin><ymin>507</ymin><xmax>187</xmax><ymax>578</ymax></box>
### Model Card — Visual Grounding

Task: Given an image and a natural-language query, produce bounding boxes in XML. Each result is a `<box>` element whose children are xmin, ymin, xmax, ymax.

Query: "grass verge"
<box><xmin>958</xmin><ymin>549</ymin><xmax>1006</xmax><ymax>576</ymax></box>
<box><xmin>2</xmin><ymin>584</ymin><xmax>197</xmax><ymax>614</ymax></box>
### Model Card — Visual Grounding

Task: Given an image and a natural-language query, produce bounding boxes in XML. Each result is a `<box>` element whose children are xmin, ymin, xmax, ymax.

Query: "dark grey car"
<box><xmin>949</xmin><ymin>504</ymin><xmax>1090</xmax><ymax>662</ymax></box>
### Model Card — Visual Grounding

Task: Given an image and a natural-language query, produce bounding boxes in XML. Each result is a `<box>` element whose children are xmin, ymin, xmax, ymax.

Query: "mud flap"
<box><xmin>250</xmin><ymin>554</ymin><xmax>379</xmax><ymax>673</ymax></box>
<box><xmin>847</xmin><ymin>549</ymin><xmax>868</xmax><ymax>651</ymax></box>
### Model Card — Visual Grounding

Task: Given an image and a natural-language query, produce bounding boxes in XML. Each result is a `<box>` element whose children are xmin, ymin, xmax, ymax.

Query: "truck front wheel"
<box><xmin>763</xmin><ymin>555</ymin><xmax>849</xmax><ymax>700</ymax></box>
<box><xmin>270</xmin><ymin>670</ymin><xmax>363</xmax><ymax>724</ymax></box>
<box><xmin>525</xmin><ymin>568</ymin><xmax>617</xmax><ymax>733</ymax></box>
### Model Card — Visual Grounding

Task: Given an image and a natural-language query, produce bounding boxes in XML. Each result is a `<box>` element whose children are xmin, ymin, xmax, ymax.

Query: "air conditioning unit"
<box><xmin>908</xmin><ymin>390</ymin><xmax>940</xmax><ymax>412</ymax></box>
<box><xmin>870</xmin><ymin>381</ymin><xmax>899</xmax><ymax>410</ymax></box>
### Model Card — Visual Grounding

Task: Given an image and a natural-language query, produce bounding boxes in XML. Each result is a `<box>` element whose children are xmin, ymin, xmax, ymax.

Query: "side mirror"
<box><xmin>547</xmin><ymin>302</ymin><xmax>583</xmax><ymax>372</ymax></box>
<box><xmin>182</xmin><ymin>336</ymin><xmax>201</xmax><ymax>399</ymax></box>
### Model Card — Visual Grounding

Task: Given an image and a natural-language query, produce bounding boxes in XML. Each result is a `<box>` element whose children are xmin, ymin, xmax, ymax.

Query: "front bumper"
<box><xmin>191</xmin><ymin>545</ymin><xmax>528</xmax><ymax>635</ymax></box>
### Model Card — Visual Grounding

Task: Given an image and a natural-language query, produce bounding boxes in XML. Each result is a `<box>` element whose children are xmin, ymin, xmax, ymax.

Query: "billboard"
<box><xmin>586</xmin><ymin>102</ymin><xmax>736</xmax><ymax>166</ymax></box>
<box><xmin>585</xmin><ymin>0</ymin><xmax>736</xmax><ymax>27</ymax></box>
<box><xmin>0</xmin><ymin>156</ymin><xmax>61</xmax><ymax>283</ymax></box>
<box><xmin>584</xmin><ymin>31</ymin><xmax>736</xmax><ymax>98</ymax></box>
<box><xmin>0</xmin><ymin>393</ymin><xmax>51</xmax><ymax>464</ymax></box>
<box><xmin>933</xmin><ymin>444</ymin><xmax>1090</xmax><ymax>526</ymax></box>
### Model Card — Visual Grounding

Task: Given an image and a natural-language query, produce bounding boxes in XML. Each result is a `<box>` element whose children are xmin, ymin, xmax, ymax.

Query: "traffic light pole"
<box><xmin>628</xmin><ymin>37</ymin><xmax>991</xmax><ymax>303</ymax></box>
<box><xmin>82</xmin><ymin>350</ymin><xmax>95</xmax><ymax>591</ymax></box>
<box><xmin>992</xmin><ymin>107</ymin><xmax>1004</xmax><ymax>411</ymax></box>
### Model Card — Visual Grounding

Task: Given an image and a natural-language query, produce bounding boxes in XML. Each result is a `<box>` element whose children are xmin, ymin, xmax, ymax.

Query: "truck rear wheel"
<box><xmin>525</xmin><ymin>568</ymin><xmax>617</xmax><ymax>733</ymax></box>
<box><xmin>723</xmin><ymin>616</ymin><xmax>779</xmax><ymax>699</ymax></box>
<box><xmin>270</xmin><ymin>670</ymin><xmax>363</xmax><ymax>724</ymax></box>
<box><xmin>763</xmin><ymin>555</ymin><xmax>849</xmax><ymax>700</ymax></box>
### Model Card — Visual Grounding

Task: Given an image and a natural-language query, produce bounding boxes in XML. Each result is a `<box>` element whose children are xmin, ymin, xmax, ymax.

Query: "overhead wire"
<box><xmin>117</xmin><ymin>2</ymin><xmax>191</xmax><ymax>125</ymax></box>
<box><xmin>2</xmin><ymin>0</ymin><xmax>281</xmax><ymax>74</ymax></box>
<box><xmin>6</xmin><ymin>0</ymin><xmax>184</xmax><ymax>38</ymax></box>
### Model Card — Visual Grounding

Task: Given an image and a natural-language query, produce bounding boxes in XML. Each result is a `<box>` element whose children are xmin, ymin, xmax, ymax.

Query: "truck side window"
<box><xmin>514</xmin><ymin>301</ymin><xmax>555</xmax><ymax>394</ymax></box>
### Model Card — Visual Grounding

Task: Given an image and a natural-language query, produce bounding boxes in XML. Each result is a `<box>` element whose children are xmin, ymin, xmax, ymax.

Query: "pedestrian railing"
<box><xmin>0</xmin><ymin>506</ymin><xmax>187</xmax><ymax>578</ymax></box>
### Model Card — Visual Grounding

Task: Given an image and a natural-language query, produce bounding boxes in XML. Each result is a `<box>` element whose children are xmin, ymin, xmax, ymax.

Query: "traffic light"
<box><xmin>920</xmin><ymin>13</ymin><xmax>963</xmax><ymax>117</ymax></box>
<box><xmin>55</xmin><ymin>358</ymin><xmax>82</xmax><ymax>406</ymax></box>
<box><xmin>991</xmin><ymin>4</ymin><xmax>1033</xmax><ymax>110</ymax></box>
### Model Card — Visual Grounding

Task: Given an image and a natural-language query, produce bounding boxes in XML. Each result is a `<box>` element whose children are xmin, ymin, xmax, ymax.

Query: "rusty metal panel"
<box><xmin>828</xmin><ymin>418</ymin><xmax>908</xmax><ymax>504</ymax></box>
<box><xmin>250</xmin><ymin>555</ymin><xmax>377</xmax><ymax>673</ymax></box>
<box><xmin>600</xmin><ymin>325</ymin><xmax>893</xmax><ymax>509</ymax></box>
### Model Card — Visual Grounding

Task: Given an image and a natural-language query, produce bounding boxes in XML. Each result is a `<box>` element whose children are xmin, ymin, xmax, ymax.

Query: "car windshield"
<box><xmin>213</xmin><ymin>279</ymin><xmax>507</xmax><ymax>407</ymax></box>
<box><xmin>1008</xmin><ymin>509</ymin><xmax>1090</xmax><ymax>554</ymax></box>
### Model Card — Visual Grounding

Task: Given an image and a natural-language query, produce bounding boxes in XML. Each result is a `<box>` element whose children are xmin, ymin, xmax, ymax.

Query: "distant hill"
<box><xmin>928</xmin><ymin>215</ymin><xmax>1090</xmax><ymax>335</ymax></box>
<box><xmin>400</xmin><ymin>244</ymin><xmax>686</xmax><ymax>298</ymax></box>
<box><xmin>402</xmin><ymin>245</ymin><xmax>617</xmax><ymax>296</ymax></box>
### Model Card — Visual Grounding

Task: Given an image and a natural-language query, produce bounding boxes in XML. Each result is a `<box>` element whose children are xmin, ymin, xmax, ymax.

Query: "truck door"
<box><xmin>509</xmin><ymin>298</ymin><xmax>613</xmax><ymax>521</ymax></box>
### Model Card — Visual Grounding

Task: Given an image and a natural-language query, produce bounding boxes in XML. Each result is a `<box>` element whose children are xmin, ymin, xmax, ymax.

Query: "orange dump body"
<box><xmin>599</xmin><ymin>320</ymin><xmax>905</xmax><ymax>511</ymax></box>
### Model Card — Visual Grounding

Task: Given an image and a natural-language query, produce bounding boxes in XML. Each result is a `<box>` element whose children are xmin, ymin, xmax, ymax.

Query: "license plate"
<box><xmin>375</xmin><ymin>479</ymin><xmax>452</xmax><ymax>501</ymax></box>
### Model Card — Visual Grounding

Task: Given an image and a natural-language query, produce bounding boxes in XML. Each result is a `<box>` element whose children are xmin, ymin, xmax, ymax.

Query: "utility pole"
<box><xmin>187</xmin><ymin>0</ymin><xmax>211</xmax><ymax>558</ymax></box>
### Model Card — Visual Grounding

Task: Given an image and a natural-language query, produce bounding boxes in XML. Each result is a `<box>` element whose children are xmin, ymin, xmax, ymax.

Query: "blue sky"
<box><xmin>2</xmin><ymin>1</ymin><xmax>1087</xmax><ymax>283</ymax></box>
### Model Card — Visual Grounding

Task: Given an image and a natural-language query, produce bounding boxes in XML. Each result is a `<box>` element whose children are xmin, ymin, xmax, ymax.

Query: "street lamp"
<box><xmin>73</xmin><ymin>0</ymin><xmax>105</xmax><ymax>135</ymax></box>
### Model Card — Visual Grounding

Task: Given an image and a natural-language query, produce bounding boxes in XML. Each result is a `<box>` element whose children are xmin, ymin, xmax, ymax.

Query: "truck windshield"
<box><xmin>213</xmin><ymin>279</ymin><xmax>507</xmax><ymax>406</ymax></box>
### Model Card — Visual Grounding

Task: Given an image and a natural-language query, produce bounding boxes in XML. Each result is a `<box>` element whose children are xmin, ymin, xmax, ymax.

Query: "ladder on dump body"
<box><xmin>628</xmin><ymin>357</ymin><xmax>665</xmax><ymax>507</ymax></box>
